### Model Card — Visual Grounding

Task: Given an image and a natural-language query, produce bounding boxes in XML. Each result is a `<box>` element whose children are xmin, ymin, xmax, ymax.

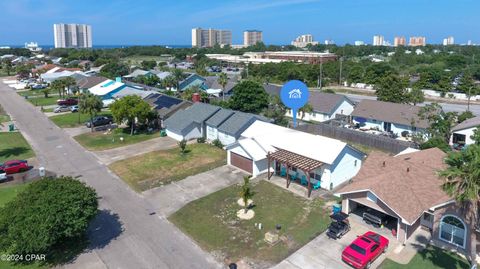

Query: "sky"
<box><xmin>0</xmin><ymin>0</ymin><xmax>479</xmax><ymax>46</ymax></box>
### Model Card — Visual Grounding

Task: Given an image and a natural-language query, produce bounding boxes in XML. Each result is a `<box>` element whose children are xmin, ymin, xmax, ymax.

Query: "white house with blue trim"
<box><xmin>227</xmin><ymin>121</ymin><xmax>365</xmax><ymax>190</ymax></box>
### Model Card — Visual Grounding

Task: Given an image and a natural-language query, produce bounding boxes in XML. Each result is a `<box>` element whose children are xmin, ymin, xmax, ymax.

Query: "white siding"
<box><xmin>184</xmin><ymin>126</ymin><xmax>202</xmax><ymax>140</ymax></box>
<box><xmin>218</xmin><ymin>131</ymin><xmax>236</xmax><ymax>146</ymax></box>
<box><xmin>328</xmin><ymin>147</ymin><xmax>363</xmax><ymax>189</ymax></box>
<box><xmin>353</xmin><ymin>119</ymin><xmax>426</xmax><ymax>137</ymax></box>
<box><xmin>206</xmin><ymin>125</ymin><xmax>218</xmax><ymax>141</ymax></box>
<box><xmin>166</xmin><ymin>130</ymin><xmax>184</xmax><ymax>141</ymax></box>
<box><xmin>253</xmin><ymin>159</ymin><xmax>269</xmax><ymax>177</ymax></box>
<box><xmin>332</xmin><ymin>101</ymin><xmax>354</xmax><ymax>117</ymax></box>
<box><xmin>285</xmin><ymin>100</ymin><xmax>354</xmax><ymax>123</ymax></box>
<box><xmin>450</xmin><ymin>127</ymin><xmax>476</xmax><ymax>146</ymax></box>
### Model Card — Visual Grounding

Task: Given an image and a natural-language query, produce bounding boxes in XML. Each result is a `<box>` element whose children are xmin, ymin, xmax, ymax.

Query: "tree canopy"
<box><xmin>0</xmin><ymin>177</ymin><xmax>98</xmax><ymax>257</ymax></box>
<box><xmin>229</xmin><ymin>80</ymin><xmax>269</xmax><ymax>113</ymax></box>
<box><xmin>110</xmin><ymin>95</ymin><xmax>154</xmax><ymax>135</ymax></box>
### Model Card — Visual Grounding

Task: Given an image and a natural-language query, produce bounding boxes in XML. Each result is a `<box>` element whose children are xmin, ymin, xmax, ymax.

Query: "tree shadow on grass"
<box><xmin>0</xmin><ymin>147</ymin><xmax>30</xmax><ymax>159</ymax></box>
<box><xmin>412</xmin><ymin>244</ymin><xmax>470</xmax><ymax>269</ymax></box>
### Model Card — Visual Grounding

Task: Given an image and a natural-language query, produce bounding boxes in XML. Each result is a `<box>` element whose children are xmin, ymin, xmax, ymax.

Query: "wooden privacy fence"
<box><xmin>296</xmin><ymin>123</ymin><xmax>416</xmax><ymax>154</ymax></box>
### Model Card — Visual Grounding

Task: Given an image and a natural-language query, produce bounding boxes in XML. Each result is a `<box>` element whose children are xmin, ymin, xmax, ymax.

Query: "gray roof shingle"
<box><xmin>165</xmin><ymin>103</ymin><xmax>220</xmax><ymax>133</ymax></box>
<box><xmin>217</xmin><ymin>112</ymin><xmax>260</xmax><ymax>137</ymax></box>
<box><xmin>205</xmin><ymin>109</ymin><xmax>235</xmax><ymax>127</ymax></box>
<box><xmin>308</xmin><ymin>92</ymin><xmax>353</xmax><ymax>114</ymax></box>
<box><xmin>452</xmin><ymin>116</ymin><xmax>480</xmax><ymax>131</ymax></box>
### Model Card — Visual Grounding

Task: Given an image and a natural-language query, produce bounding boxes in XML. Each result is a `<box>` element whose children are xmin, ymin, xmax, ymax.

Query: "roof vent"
<box><xmin>382</xmin><ymin>161</ymin><xmax>386</xmax><ymax>167</ymax></box>
<box><xmin>407</xmin><ymin>167</ymin><xmax>410</xmax><ymax>172</ymax></box>
<box><xmin>404</xmin><ymin>157</ymin><xmax>411</xmax><ymax>160</ymax></box>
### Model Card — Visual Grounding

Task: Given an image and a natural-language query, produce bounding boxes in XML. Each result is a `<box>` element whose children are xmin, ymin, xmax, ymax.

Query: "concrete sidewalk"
<box><xmin>94</xmin><ymin>136</ymin><xmax>178</xmax><ymax>165</ymax></box>
<box><xmin>143</xmin><ymin>165</ymin><xmax>246</xmax><ymax>217</ymax></box>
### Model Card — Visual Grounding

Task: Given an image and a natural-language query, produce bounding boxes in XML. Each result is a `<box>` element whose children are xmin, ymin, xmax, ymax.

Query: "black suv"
<box><xmin>327</xmin><ymin>212</ymin><xmax>351</xmax><ymax>239</ymax></box>
<box><xmin>85</xmin><ymin>116</ymin><xmax>113</xmax><ymax>128</ymax></box>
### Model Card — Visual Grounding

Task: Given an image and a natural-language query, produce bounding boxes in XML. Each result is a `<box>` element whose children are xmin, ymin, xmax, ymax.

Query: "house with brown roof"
<box><xmin>351</xmin><ymin>99</ymin><xmax>429</xmax><ymax>137</ymax></box>
<box><xmin>76</xmin><ymin>76</ymin><xmax>109</xmax><ymax>92</ymax></box>
<box><xmin>335</xmin><ymin>148</ymin><xmax>476</xmax><ymax>256</ymax></box>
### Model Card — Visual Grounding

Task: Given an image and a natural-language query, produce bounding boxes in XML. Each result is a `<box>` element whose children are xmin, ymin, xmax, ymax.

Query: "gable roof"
<box><xmin>309</xmin><ymin>91</ymin><xmax>354</xmax><ymax>115</ymax></box>
<box><xmin>351</xmin><ymin>99</ymin><xmax>429</xmax><ymax>128</ymax></box>
<box><xmin>144</xmin><ymin>93</ymin><xmax>191</xmax><ymax>118</ymax></box>
<box><xmin>205</xmin><ymin>109</ymin><xmax>235</xmax><ymax>127</ymax></box>
<box><xmin>88</xmin><ymin>80</ymin><xmax>125</xmax><ymax>96</ymax></box>
<box><xmin>452</xmin><ymin>116</ymin><xmax>480</xmax><ymax>132</ymax></box>
<box><xmin>165</xmin><ymin>103</ymin><xmax>220</xmax><ymax>133</ymax></box>
<box><xmin>217</xmin><ymin>112</ymin><xmax>262</xmax><ymax>137</ymax></box>
<box><xmin>336</xmin><ymin>148</ymin><xmax>451</xmax><ymax>224</ymax></box>
<box><xmin>205</xmin><ymin>76</ymin><xmax>237</xmax><ymax>93</ymax></box>
<box><xmin>124</xmin><ymin>69</ymin><xmax>151</xmax><ymax>78</ymax></box>
<box><xmin>77</xmin><ymin>76</ymin><xmax>108</xmax><ymax>89</ymax></box>
<box><xmin>179</xmin><ymin>74</ymin><xmax>206</xmax><ymax>91</ymax></box>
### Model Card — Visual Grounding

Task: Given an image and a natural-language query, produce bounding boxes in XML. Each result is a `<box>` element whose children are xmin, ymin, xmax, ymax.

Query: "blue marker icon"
<box><xmin>280</xmin><ymin>80</ymin><xmax>309</xmax><ymax>127</ymax></box>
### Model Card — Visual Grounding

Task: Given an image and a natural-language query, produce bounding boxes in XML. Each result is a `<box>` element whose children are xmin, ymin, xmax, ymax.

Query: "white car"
<box><xmin>0</xmin><ymin>169</ymin><xmax>6</xmax><ymax>181</ymax></box>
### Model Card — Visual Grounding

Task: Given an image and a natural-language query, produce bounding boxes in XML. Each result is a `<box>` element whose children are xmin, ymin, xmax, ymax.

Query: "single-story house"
<box><xmin>151</xmin><ymin>70</ymin><xmax>171</xmax><ymax>80</ymax></box>
<box><xmin>227</xmin><ymin>121</ymin><xmax>365</xmax><ymax>194</ymax></box>
<box><xmin>450</xmin><ymin>116</ymin><xmax>480</xmax><ymax>146</ymax></box>
<box><xmin>179</xmin><ymin>73</ymin><xmax>206</xmax><ymax>92</ymax></box>
<box><xmin>88</xmin><ymin>77</ymin><xmax>126</xmax><ymax>99</ymax></box>
<box><xmin>335</xmin><ymin>148</ymin><xmax>476</xmax><ymax>255</ymax></box>
<box><xmin>204</xmin><ymin>76</ymin><xmax>237</xmax><ymax>97</ymax></box>
<box><xmin>351</xmin><ymin>99</ymin><xmax>429</xmax><ymax>137</ymax></box>
<box><xmin>111</xmin><ymin>87</ymin><xmax>156</xmax><ymax>99</ymax></box>
<box><xmin>286</xmin><ymin>91</ymin><xmax>354</xmax><ymax>122</ymax></box>
<box><xmin>76</xmin><ymin>76</ymin><xmax>109</xmax><ymax>92</ymax></box>
<box><xmin>164</xmin><ymin>103</ymin><xmax>220</xmax><ymax>141</ymax></box>
<box><xmin>206</xmin><ymin>110</ymin><xmax>265</xmax><ymax>146</ymax></box>
<box><xmin>144</xmin><ymin>93</ymin><xmax>192</xmax><ymax>128</ymax></box>
<box><xmin>123</xmin><ymin>69</ymin><xmax>153</xmax><ymax>80</ymax></box>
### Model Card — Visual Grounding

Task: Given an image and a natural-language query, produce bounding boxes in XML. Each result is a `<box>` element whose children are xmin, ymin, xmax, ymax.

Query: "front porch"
<box><xmin>267</xmin><ymin>147</ymin><xmax>325</xmax><ymax>198</ymax></box>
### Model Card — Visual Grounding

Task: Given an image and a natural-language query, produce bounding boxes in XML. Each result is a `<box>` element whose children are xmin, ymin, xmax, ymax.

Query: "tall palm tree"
<box><xmin>439</xmin><ymin>144</ymin><xmax>480</xmax><ymax>266</ymax></box>
<box><xmin>50</xmin><ymin>79</ymin><xmax>64</xmax><ymax>99</ymax></box>
<box><xmin>61</xmin><ymin>77</ymin><xmax>77</xmax><ymax>97</ymax></box>
<box><xmin>218</xmin><ymin>72</ymin><xmax>228</xmax><ymax>101</ymax></box>
<box><xmin>79</xmin><ymin>93</ymin><xmax>103</xmax><ymax>132</ymax></box>
<box><xmin>172</xmin><ymin>69</ymin><xmax>184</xmax><ymax>91</ymax></box>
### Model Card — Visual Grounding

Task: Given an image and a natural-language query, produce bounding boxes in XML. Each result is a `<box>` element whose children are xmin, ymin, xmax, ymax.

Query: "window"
<box><xmin>354</xmin><ymin>160</ymin><xmax>358</xmax><ymax>167</ymax></box>
<box><xmin>292</xmin><ymin>167</ymin><xmax>297</xmax><ymax>172</ymax></box>
<box><xmin>314</xmin><ymin>173</ymin><xmax>321</xmax><ymax>180</ymax></box>
<box><xmin>371</xmin><ymin>244</ymin><xmax>379</xmax><ymax>252</ymax></box>
<box><xmin>439</xmin><ymin>215</ymin><xmax>466</xmax><ymax>248</ymax></box>
<box><xmin>372</xmin><ymin>119</ymin><xmax>377</xmax><ymax>123</ymax></box>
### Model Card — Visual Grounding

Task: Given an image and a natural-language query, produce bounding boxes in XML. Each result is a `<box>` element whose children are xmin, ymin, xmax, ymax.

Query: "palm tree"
<box><xmin>239</xmin><ymin>176</ymin><xmax>254</xmax><ymax>213</ymax></box>
<box><xmin>439</xmin><ymin>144</ymin><xmax>480</xmax><ymax>266</ymax></box>
<box><xmin>79</xmin><ymin>93</ymin><xmax>103</xmax><ymax>132</ymax></box>
<box><xmin>41</xmin><ymin>87</ymin><xmax>50</xmax><ymax>98</ymax></box>
<box><xmin>218</xmin><ymin>72</ymin><xmax>228</xmax><ymax>101</ymax></box>
<box><xmin>172</xmin><ymin>69</ymin><xmax>184</xmax><ymax>91</ymax></box>
<box><xmin>61</xmin><ymin>77</ymin><xmax>77</xmax><ymax>97</ymax></box>
<box><xmin>50</xmin><ymin>79</ymin><xmax>64</xmax><ymax>99</ymax></box>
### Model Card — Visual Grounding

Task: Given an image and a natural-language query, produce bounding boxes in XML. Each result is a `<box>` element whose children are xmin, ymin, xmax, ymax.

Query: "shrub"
<box><xmin>197</xmin><ymin>137</ymin><xmax>206</xmax><ymax>143</ymax></box>
<box><xmin>212</xmin><ymin>139</ymin><xmax>223</xmax><ymax>148</ymax></box>
<box><xmin>178</xmin><ymin>139</ymin><xmax>187</xmax><ymax>153</ymax></box>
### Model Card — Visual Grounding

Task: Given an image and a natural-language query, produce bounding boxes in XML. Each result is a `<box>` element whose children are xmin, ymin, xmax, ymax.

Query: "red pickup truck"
<box><xmin>57</xmin><ymin>98</ymin><xmax>78</xmax><ymax>106</ymax></box>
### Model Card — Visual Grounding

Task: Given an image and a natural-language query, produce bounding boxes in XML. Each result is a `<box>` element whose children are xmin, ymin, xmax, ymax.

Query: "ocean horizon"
<box><xmin>3</xmin><ymin>44</ymin><xmax>192</xmax><ymax>49</ymax></box>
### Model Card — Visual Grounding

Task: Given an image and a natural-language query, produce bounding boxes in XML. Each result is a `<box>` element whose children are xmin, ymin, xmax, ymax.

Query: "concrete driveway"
<box><xmin>143</xmin><ymin>165</ymin><xmax>246</xmax><ymax>217</ymax></box>
<box><xmin>272</xmin><ymin>216</ymin><xmax>398</xmax><ymax>269</ymax></box>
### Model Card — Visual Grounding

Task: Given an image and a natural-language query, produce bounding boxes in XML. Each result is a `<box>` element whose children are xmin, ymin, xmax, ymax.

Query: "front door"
<box><xmin>383</xmin><ymin>122</ymin><xmax>392</xmax><ymax>132</ymax></box>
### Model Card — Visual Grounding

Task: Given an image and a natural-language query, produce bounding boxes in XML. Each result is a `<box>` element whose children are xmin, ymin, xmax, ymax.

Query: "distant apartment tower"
<box><xmin>373</xmin><ymin>35</ymin><xmax>384</xmax><ymax>46</ymax></box>
<box><xmin>291</xmin><ymin>34</ymin><xmax>319</xmax><ymax>48</ymax></box>
<box><xmin>354</xmin><ymin>41</ymin><xmax>365</xmax><ymax>46</ymax></box>
<box><xmin>244</xmin><ymin>30</ymin><xmax>263</xmax><ymax>46</ymax></box>
<box><xmin>443</xmin><ymin>36</ymin><xmax>454</xmax><ymax>46</ymax></box>
<box><xmin>394</xmin><ymin>36</ymin><xmax>406</xmax><ymax>47</ymax></box>
<box><xmin>324</xmin><ymin>39</ymin><xmax>335</xmax><ymax>45</ymax></box>
<box><xmin>192</xmin><ymin>28</ymin><xmax>232</xmax><ymax>48</ymax></box>
<box><xmin>53</xmin><ymin>23</ymin><xmax>92</xmax><ymax>48</ymax></box>
<box><xmin>409</xmin><ymin>36</ymin><xmax>426</xmax><ymax>47</ymax></box>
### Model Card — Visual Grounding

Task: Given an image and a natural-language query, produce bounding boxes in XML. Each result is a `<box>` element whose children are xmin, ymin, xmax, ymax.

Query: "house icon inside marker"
<box><xmin>288</xmin><ymin>89</ymin><xmax>302</xmax><ymax>99</ymax></box>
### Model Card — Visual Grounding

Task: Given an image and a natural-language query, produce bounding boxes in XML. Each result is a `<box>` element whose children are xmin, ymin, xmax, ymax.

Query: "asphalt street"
<box><xmin>0</xmin><ymin>81</ymin><xmax>221</xmax><ymax>269</ymax></box>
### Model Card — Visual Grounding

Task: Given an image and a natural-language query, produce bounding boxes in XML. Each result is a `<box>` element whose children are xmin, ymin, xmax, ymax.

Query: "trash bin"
<box><xmin>8</xmin><ymin>124</ymin><xmax>14</xmax><ymax>132</ymax></box>
<box><xmin>160</xmin><ymin>129</ymin><xmax>167</xmax><ymax>137</ymax></box>
<box><xmin>39</xmin><ymin>167</ymin><xmax>46</xmax><ymax>177</ymax></box>
<box><xmin>332</xmin><ymin>204</ymin><xmax>342</xmax><ymax>214</ymax></box>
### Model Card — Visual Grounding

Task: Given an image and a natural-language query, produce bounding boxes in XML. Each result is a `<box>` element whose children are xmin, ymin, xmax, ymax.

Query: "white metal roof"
<box><xmin>240</xmin><ymin>121</ymin><xmax>347</xmax><ymax>165</ymax></box>
<box><xmin>88</xmin><ymin>80</ymin><xmax>124</xmax><ymax>96</ymax></box>
<box><xmin>238</xmin><ymin>138</ymin><xmax>268</xmax><ymax>161</ymax></box>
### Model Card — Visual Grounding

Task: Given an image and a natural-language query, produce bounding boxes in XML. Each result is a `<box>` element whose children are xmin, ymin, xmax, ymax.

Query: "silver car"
<box><xmin>53</xmin><ymin>105</ymin><xmax>71</xmax><ymax>113</ymax></box>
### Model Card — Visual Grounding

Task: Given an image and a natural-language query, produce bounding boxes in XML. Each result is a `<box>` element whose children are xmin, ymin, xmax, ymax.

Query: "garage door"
<box><xmin>230</xmin><ymin>152</ymin><xmax>253</xmax><ymax>174</ymax></box>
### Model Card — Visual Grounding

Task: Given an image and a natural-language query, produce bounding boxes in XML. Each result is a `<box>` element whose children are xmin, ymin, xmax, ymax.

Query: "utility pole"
<box><xmin>339</xmin><ymin>57</ymin><xmax>343</xmax><ymax>86</ymax></box>
<box><xmin>318</xmin><ymin>60</ymin><xmax>323</xmax><ymax>89</ymax></box>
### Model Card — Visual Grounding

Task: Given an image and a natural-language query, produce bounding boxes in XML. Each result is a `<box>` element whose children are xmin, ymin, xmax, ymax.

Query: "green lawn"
<box><xmin>26</xmin><ymin>96</ymin><xmax>58</xmax><ymax>106</ymax></box>
<box><xmin>109</xmin><ymin>143</ymin><xmax>226</xmax><ymax>191</ymax></box>
<box><xmin>0</xmin><ymin>114</ymin><xmax>9</xmax><ymax>123</ymax></box>
<box><xmin>169</xmin><ymin>180</ymin><xmax>330</xmax><ymax>265</ymax></box>
<box><xmin>379</xmin><ymin>245</ymin><xmax>470</xmax><ymax>269</ymax></box>
<box><xmin>17</xmin><ymin>89</ymin><xmax>48</xmax><ymax>97</ymax></box>
<box><xmin>50</xmin><ymin>111</ymin><xmax>111</xmax><ymax>128</ymax></box>
<box><xmin>74</xmin><ymin>127</ymin><xmax>159</xmax><ymax>151</ymax></box>
<box><xmin>0</xmin><ymin>132</ymin><xmax>35</xmax><ymax>163</ymax></box>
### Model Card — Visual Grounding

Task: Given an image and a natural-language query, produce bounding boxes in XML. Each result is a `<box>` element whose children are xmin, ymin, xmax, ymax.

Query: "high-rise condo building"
<box><xmin>291</xmin><ymin>34</ymin><xmax>319</xmax><ymax>47</ymax></box>
<box><xmin>243</xmin><ymin>30</ymin><xmax>263</xmax><ymax>46</ymax></box>
<box><xmin>394</xmin><ymin>36</ymin><xmax>406</xmax><ymax>47</ymax></box>
<box><xmin>443</xmin><ymin>36</ymin><xmax>454</xmax><ymax>45</ymax></box>
<box><xmin>409</xmin><ymin>36</ymin><xmax>426</xmax><ymax>47</ymax></box>
<box><xmin>53</xmin><ymin>23</ymin><xmax>92</xmax><ymax>48</ymax></box>
<box><xmin>354</xmin><ymin>41</ymin><xmax>365</xmax><ymax>46</ymax></box>
<box><xmin>373</xmin><ymin>35</ymin><xmax>384</xmax><ymax>46</ymax></box>
<box><xmin>191</xmin><ymin>28</ymin><xmax>232</xmax><ymax>48</ymax></box>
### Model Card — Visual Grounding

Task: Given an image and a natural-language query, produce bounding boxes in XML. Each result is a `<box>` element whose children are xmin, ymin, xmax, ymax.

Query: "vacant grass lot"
<box><xmin>74</xmin><ymin>127</ymin><xmax>158</xmax><ymax>151</ymax></box>
<box><xmin>379</xmin><ymin>245</ymin><xmax>470</xmax><ymax>269</ymax></box>
<box><xmin>0</xmin><ymin>132</ymin><xmax>35</xmax><ymax>163</ymax></box>
<box><xmin>50</xmin><ymin>111</ymin><xmax>112</xmax><ymax>128</ymax></box>
<box><xmin>26</xmin><ymin>96</ymin><xmax>58</xmax><ymax>106</ymax></box>
<box><xmin>169</xmin><ymin>180</ymin><xmax>330</xmax><ymax>267</ymax></box>
<box><xmin>109</xmin><ymin>143</ymin><xmax>226</xmax><ymax>191</ymax></box>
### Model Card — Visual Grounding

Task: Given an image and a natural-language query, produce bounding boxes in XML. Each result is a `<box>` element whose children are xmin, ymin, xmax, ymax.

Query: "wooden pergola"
<box><xmin>267</xmin><ymin>147</ymin><xmax>324</xmax><ymax>197</ymax></box>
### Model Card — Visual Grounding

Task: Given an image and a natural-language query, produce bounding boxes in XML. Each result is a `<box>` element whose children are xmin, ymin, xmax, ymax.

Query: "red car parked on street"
<box><xmin>342</xmin><ymin>231</ymin><xmax>389</xmax><ymax>269</ymax></box>
<box><xmin>57</xmin><ymin>98</ymin><xmax>78</xmax><ymax>106</ymax></box>
<box><xmin>0</xmin><ymin>160</ymin><xmax>29</xmax><ymax>174</ymax></box>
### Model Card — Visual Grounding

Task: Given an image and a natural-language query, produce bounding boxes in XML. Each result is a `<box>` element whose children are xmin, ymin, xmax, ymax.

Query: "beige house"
<box><xmin>336</xmin><ymin>148</ymin><xmax>477</xmax><ymax>258</ymax></box>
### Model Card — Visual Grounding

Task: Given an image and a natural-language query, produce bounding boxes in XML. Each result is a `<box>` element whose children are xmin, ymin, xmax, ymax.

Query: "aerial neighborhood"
<box><xmin>0</xmin><ymin>3</ymin><xmax>480</xmax><ymax>269</ymax></box>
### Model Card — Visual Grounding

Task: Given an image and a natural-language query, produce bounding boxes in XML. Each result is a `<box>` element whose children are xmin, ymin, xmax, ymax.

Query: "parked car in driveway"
<box><xmin>0</xmin><ymin>168</ymin><xmax>6</xmax><ymax>181</ymax></box>
<box><xmin>0</xmin><ymin>160</ymin><xmax>29</xmax><ymax>175</ymax></box>
<box><xmin>85</xmin><ymin>115</ymin><xmax>113</xmax><ymax>128</ymax></box>
<box><xmin>31</xmin><ymin>83</ymin><xmax>47</xmax><ymax>89</ymax></box>
<box><xmin>70</xmin><ymin>105</ymin><xmax>79</xmax><ymax>113</ymax></box>
<box><xmin>327</xmin><ymin>212</ymin><xmax>351</xmax><ymax>239</ymax></box>
<box><xmin>57</xmin><ymin>98</ymin><xmax>78</xmax><ymax>106</ymax></box>
<box><xmin>53</xmin><ymin>105</ymin><xmax>71</xmax><ymax>113</ymax></box>
<box><xmin>342</xmin><ymin>231</ymin><xmax>389</xmax><ymax>269</ymax></box>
